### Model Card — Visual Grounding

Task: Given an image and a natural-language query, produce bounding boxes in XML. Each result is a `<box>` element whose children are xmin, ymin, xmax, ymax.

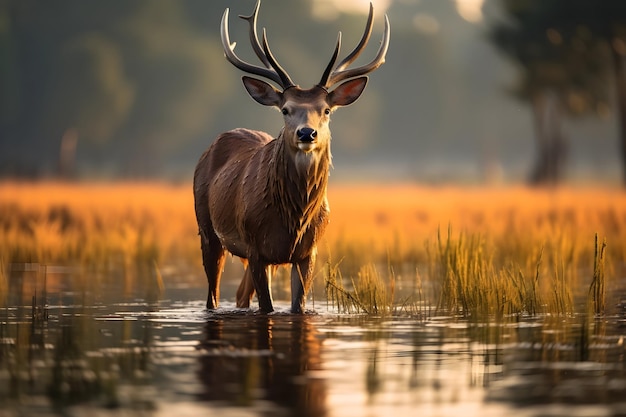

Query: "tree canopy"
<box><xmin>488</xmin><ymin>0</ymin><xmax>626</xmax><ymax>184</ymax></box>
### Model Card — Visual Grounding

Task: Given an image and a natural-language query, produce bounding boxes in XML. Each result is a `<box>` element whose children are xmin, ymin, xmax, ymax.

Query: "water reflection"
<box><xmin>2</xmin><ymin>263</ymin><xmax>626</xmax><ymax>416</ymax></box>
<box><xmin>197</xmin><ymin>313</ymin><xmax>326</xmax><ymax>416</ymax></box>
<box><xmin>488</xmin><ymin>316</ymin><xmax>626</xmax><ymax>408</ymax></box>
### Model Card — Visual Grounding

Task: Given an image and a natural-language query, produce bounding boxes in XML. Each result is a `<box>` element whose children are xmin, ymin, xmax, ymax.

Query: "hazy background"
<box><xmin>0</xmin><ymin>0</ymin><xmax>624</xmax><ymax>184</ymax></box>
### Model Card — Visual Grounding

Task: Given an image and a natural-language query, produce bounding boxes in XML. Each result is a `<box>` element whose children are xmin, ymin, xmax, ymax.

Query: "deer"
<box><xmin>193</xmin><ymin>0</ymin><xmax>389</xmax><ymax>313</ymax></box>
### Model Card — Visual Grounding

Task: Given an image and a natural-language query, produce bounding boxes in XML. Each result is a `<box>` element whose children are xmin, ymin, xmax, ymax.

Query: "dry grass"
<box><xmin>324</xmin><ymin>184</ymin><xmax>626</xmax><ymax>317</ymax></box>
<box><xmin>0</xmin><ymin>181</ymin><xmax>197</xmax><ymax>266</ymax></box>
<box><xmin>1</xmin><ymin>181</ymin><xmax>625</xmax><ymax>316</ymax></box>
<box><xmin>0</xmin><ymin>181</ymin><xmax>198</xmax><ymax>302</ymax></box>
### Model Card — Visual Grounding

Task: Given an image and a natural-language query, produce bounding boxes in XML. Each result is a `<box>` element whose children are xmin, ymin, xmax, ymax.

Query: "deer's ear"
<box><xmin>242</xmin><ymin>76</ymin><xmax>282</xmax><ymax>107</ymax></box>
<box><xmin>328</xmin><ymin>77</ymin><xmax>368</xmax><ymax>107</ymax></box>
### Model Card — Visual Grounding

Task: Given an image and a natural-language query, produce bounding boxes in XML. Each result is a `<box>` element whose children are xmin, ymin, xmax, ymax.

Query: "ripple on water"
<box><xmin>3</xmin><ymin>289</ymin><xmax>626</xmax><ymax>417</ymax></box>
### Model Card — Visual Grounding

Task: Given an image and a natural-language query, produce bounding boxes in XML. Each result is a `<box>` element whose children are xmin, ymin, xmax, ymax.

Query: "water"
<box><xmin>2</xmin><ymin>267</ymin><xmax>626</xmax><ymax>416</ymax></box>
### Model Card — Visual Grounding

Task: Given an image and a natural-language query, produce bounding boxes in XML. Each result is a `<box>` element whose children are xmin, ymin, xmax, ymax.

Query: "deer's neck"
<box><xmin>269</xmin><ymin>134</ymin><xmax>331</xmax><ymax>239</ymax></box>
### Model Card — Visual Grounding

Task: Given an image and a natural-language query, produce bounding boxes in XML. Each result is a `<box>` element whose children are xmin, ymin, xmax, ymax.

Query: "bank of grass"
<box><xmin>1</xmin><ymin>181</ymin><xmax>624</xmax><ymax>317</ymax></box>
<box><xmin>0</xmin><ymin>181</ymin><xmax>197</xmax><ymax>265</ymax></box>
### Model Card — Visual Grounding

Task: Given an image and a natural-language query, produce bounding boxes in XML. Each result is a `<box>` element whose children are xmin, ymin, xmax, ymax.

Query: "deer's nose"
<box><xmin>297</xmin><ymin>127</ymin><xmax>317</xmax><ymax>143</ymax></box>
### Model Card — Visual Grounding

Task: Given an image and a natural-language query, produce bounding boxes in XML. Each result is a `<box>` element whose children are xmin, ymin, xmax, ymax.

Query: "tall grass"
<box><xmin>588</xmin><ymin>234</ymin><xmax>607</xmax><ymax>315</ymax></box>
<box><xmin>326</xmin><ymin>226</ymin><xmax>611</xmax><ymax>318</ymax></box>
<box><xmin>1</xmin><ymin>181</ymin><xmax>625</xmax><ymax>317</ymax></box>
<box><xmin>323</xmin><ymin>185</ymin><xmax>624</xmax><ymax>318</ymax></box>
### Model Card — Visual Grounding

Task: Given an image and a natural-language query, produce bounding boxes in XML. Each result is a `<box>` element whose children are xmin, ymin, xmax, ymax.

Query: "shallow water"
<box><xmin>2</xmin><ymin>267</ymin><xmax>626</xmax><ymax>417</ymax></box>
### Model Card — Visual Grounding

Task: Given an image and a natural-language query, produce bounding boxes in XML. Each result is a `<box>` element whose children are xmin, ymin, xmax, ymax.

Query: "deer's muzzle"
<box><xmin>296</xmin><ymin>127</ymin><xmax>317</xmax><ymax>152</ymax></box>
<box><xmin>297</xmin><ymin>127</ymin><xmax>317</xmax><ymax>143</ymax></box>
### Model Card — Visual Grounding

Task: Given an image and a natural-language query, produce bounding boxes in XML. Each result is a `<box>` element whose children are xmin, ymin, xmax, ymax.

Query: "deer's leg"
<box><xmin>236</xmin><ymin>260</ymin><xmax>255</xmax><ymax>308</ymax></box>
<box><xmin>291</xmin><ymin>252</ymin><xmax>316</xmax><ymax>314</ymax></box>
<box><xmin>248</xmin><ymin>258</ymin><xmax>273</xmax><ymax>313</ymax></box>
<box><xmin>200</xmin><ymin>228</ymin><xmax>225</xmax><ymax>310</ymax></box>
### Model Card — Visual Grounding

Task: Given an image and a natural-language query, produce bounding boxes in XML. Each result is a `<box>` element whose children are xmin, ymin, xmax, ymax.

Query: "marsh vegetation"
<box><xmin>1</xmin><ymin>182</ymin><xmax>625</xmax><ymax>415</ymax></box>
<box><xmin>3</xmin><ymin>182</ymin><xmax>624</xmax><ymax>314</ymax></box>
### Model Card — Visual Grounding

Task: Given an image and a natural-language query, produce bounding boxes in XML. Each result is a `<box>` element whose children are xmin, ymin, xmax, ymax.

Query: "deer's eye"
<box><xmin>324</xmin><ymin>108</ymin><xmax>331</xmax><ymax>115</ymax></box>
<box><xmin>281</xmin><ymin>108</ymin><xmax>289</xmax><ymax>115</ymax></box>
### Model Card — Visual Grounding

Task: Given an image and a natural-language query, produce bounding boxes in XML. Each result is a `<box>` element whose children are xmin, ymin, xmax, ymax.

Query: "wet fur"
<box><xmin>193</xmin><ymin>128</ymin><xmax>330</xmax><ymax>313</ymax></box>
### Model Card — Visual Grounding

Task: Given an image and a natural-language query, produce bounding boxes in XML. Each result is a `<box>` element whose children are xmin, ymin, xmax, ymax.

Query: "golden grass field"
<box><xmin>1</xmin><ymin>181</ymin><xmax>625</xmax><ymax>316</ymax></box>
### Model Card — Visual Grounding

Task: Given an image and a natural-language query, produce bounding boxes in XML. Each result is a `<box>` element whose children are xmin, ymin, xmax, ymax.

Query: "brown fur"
<box><xmin>194</xmin><ymin>2</ymin><xmax>387</xmax><ymax>313</ymax></box>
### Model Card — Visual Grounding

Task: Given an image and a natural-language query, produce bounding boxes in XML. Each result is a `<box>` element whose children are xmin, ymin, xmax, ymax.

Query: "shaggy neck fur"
<box><xmin>269</xmin><ymin>133</ymin><xmax>331</xmax><ymax>247</ymax></box>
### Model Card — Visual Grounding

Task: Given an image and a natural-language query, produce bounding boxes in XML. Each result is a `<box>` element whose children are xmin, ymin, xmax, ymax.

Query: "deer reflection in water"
<box><xmin>197</xmin><ymin>314</ymin><xmax>326</xmax><ymax>416</ymax></box>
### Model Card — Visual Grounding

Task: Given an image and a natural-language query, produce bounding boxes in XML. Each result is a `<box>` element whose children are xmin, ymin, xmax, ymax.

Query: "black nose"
<box><xmin>297</xmin><ymin>127</ymin><xmax>317</xmax><ymax>143</ymax></box>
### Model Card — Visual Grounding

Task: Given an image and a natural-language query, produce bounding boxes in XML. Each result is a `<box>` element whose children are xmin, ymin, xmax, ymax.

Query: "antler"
<box><xmin>318</xmin><ymin>3</ymin><xmax>390</xmax><ymax>89</ymax></box>
<box><xmin>221</xmin><ymin>0</ymin><xmax>295</xmax><ymax>90</ymax></box>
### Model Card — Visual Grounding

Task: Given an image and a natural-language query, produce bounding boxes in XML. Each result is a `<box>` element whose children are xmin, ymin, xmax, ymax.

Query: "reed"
<box><xmin>325</xmin><ymin>260</ymin><xmax>366</xmax><ymax>314</ymax></box>
<box><xmin>0</xmin><ymin>257</ymin><xmax>6</xmax><ymax>305</ymax></box>
<box><xmin>426</xmin><ymin>226</ymin><xmax>541</xmax><ymax>319</ymax></box>
<box><xmin>327</xmin><ymin>226</ymin><xmax>617</xmax><ymax>319</ymax></box>
<box><xmin>588</xmin><ymin>234</ymin><xmax>607</xmax><ymax>316</ymax></box>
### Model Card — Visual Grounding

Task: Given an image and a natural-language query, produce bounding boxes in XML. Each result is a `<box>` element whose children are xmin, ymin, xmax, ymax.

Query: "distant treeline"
<box><xmin>1</xmin><ymin>0</ymin><xmax>625</xmax><ymax>183</ymax></box>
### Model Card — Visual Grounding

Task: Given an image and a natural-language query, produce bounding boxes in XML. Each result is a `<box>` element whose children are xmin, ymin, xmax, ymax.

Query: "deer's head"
<box><xmin>221</xmin><ymin>1</ymin><xmax>390</xmax><ymax>156</ymax></box>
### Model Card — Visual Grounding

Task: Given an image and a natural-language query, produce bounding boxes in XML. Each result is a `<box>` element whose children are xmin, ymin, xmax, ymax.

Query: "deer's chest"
<box><xmin>241</xmin><ymin>199</ymin><xmax>329</xmax><ymax>263</ymax></box>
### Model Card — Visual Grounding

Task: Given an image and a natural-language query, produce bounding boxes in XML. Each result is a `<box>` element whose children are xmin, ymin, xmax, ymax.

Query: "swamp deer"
<box><xmin>193</xmin><ymin>1</ymin><xmax>389</xmax><ymax>313</ymax></box>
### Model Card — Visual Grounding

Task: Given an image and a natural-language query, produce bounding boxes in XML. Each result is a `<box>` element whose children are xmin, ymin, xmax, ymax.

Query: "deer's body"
<box><xmin>194</xmin><ymin>126</ymin><xmax>330</xmax><ymax>312</ymax></box>
<box><xmin>194</xmin><ymin>1</ymin><xmax>388</xmax><ymax>313</ymax></box>
<box><xmin>196</xmin><ymin>127</ymin><xmax>330</xmax><ymax>263</ymax></box>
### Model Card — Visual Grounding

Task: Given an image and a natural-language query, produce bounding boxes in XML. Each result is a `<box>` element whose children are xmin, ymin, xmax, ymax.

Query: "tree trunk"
<box><xmin>611</xmin><ymin>48</ymin><xmax>626</xmax><ymax>185</ymax></box>
<box><xmin>58</xmin><ymin>128</ymin><xmax>78</xmax><ymax>179</ymax></box>
<box><xmin>529</xmin><ymin>91</ymin><xmax>567</xmax><ymax>185</ymax></box>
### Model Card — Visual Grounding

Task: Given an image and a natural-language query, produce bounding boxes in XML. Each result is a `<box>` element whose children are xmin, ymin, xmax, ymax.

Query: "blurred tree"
<box><xmin>46</xmin><ymin>33</ymin><xmax>134</xmax><ymax>145</ymax></box>
<box><xmin>112</xmin><ymin>0</ymin><xmax>232</xmax><ymax>176</ymax></box>
<box><xmin>0</xmin><ymin>0</ymin><xmax>138</xmax><ymax>176</ymax></box>
<box><xmin>488</xmin><ymin>0</ymin><xmax>610</xmax><ymax>185</ymax></box>
<box><xmin>0</xmin><ymin>0</ymin><xmax>19</xmax><ymax>127</ymax></box>
<box><xmin>0</xmin><ymin>0</ymin><xmax>234</xmax><ymax>177</ymax></box>
<box><xmin>581</xmin><ymin>1</ymin><xmax>626</xmax><ymax>185</ymax></box>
